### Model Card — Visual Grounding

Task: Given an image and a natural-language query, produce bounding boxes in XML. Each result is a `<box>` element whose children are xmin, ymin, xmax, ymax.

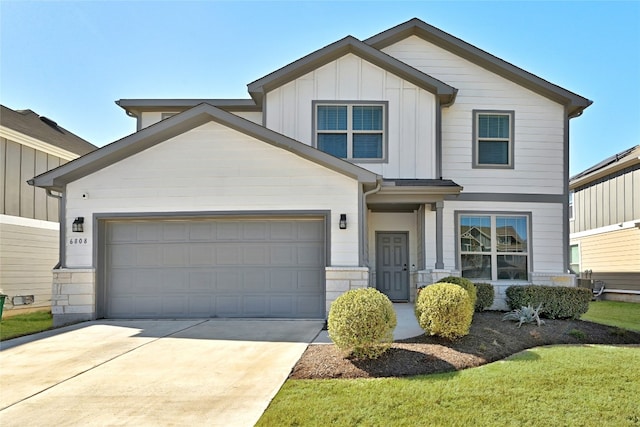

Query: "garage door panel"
<box><xmin>188</xmin><ymin>271</ymin><xmax>214</xmax><ymax>291</ymax></box>
<box><xmin>216</xmin><ymin>296</ymin><xmax>241</xmax><ymax>316</ymax></box>
<box><xmin>297</xmin><ymin>270</ymin><xmax>324</xmax><ymax>290</ymax></box>
<box><xmin>163</xmin><ymin>222</ymin><xmax>188</xmax><ymax>241</ymax></box>
<box><xmin>163</xmin><ymin>245</ymin><xmax>188</xmax><ymax>266</ymax></box>
<box><xmin>105</xmin><ymin>218</ymin><xmax>325</xmax><ymax>318</ymax></box>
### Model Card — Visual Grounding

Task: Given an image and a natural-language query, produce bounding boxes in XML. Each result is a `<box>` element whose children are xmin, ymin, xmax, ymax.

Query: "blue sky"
<box><xmin>1</xmin><ymin>1</ymin><xmax>638</xmax><ymax>176</ymax></box>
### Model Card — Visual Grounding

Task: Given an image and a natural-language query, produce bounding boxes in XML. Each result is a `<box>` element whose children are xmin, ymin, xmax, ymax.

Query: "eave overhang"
<box><xmin>29</xmin><ymin>103</ymin><xmax>379</xmax><ymax>192</ymax></box>
<box><xmin>115</xmin><ymin>99</ymin><xmax>261</xmax><ymax>118</ymax></box>
<box><xmin>365</xmin><ymin>18</ymin><xmax>592</xmax><ymax>117</ymax></box>
<box><xmin>367</xmin><ymin>179</ymin><xmax>463</xmax><ymax>212</ymax></box>
<box><xmin>570</xmin><ymin>145</ymin><xmax>640</xmax><ymax>189</ymax></box>
<box><xmin>247</xmin><ymin>35</ymin><xmax>457</xmax><ymax>106</ymax></box>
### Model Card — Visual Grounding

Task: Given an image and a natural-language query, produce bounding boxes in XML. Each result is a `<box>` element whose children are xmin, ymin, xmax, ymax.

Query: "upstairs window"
<box><xmin>314</xmin><ymin>102</ymin><xmax>386</xmax><ymax>161</ymax></box>
<box><xmin>473</xmin><ymin>110</ymin><xmax>514</xmax><ymax>168</ymax></box>
<box><xmin>569</xmin><ymin>190</ymin><xmax>575</xmax><ymax>220</ymax></box>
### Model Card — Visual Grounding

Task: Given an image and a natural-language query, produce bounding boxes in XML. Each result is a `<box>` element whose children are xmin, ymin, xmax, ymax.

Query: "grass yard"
<box><xmin>258</xmin><ymin>345</ymin><xmax>640</xmax><ymax>426</ymax></box>
<box><xmin>582</xmin><ymin>300</ymin><xmax>640</xmax><ymax>332</ymax></box>
<box><xmin>0</xmin><ymin>311</ymin><xmax>53</xmax><ymax>341</ymax></box>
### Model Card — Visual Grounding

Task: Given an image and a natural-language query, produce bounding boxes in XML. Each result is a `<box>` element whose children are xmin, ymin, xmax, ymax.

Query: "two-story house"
<box><xmin>29</xmin><ymin>18</ymin><xmax>591</xmax><ymax>326</ymax></box>
<box><xmin>570</xmin><ymin>145</ymin><xmax>640</xmax><ymax>302</ymax></box>
<box><xmin>1</xmin><ymin>105</ymin><xmax>95</xmax><ymax>316</ymax></box>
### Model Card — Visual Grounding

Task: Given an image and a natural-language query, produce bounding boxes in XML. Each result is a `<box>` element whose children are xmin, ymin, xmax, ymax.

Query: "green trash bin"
<box><xmin>0</xmin><ymin>294</ymin><xmax>6</xmax><ymax>320</ymax></box>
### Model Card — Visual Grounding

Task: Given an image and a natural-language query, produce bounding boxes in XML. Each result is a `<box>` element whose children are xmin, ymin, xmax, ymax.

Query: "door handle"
<box><xmin>402</xmin><ymin>264</ymin><xmax>407</xmax><ymax>271</ymax></box>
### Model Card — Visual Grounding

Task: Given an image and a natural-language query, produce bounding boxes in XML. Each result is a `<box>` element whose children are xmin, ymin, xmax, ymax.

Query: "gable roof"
<box><xmin>29</xmin><ymin>103</ymin><xmax>379</xmax><ymax>192</ymax></box>
<box><xmin>0</xmin><ymin>104</ymin><xmax>96</xmax><ymax>156</ymax></box>
<box><xmin>365</xmin><ymin>18</ymin><xmax>592</xmax><ymax>118</ymax></box>
<box><xmin>248</xmin><ymin>35</ymin><xmax>457</xmax><ymax>106</ymax></box>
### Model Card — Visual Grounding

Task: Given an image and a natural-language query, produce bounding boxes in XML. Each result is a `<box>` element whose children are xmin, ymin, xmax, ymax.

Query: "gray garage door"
<box><xmin>104</xmin><ymin>217</ymin><xmax>326</xmax><ymax>319</ymax></box>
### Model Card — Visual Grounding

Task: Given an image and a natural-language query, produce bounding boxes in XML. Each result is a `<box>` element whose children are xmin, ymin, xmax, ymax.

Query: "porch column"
<box><xmin>435</xmin><ymin>201</ymin><xmax>444</xmax><ymax>269</ymax></box>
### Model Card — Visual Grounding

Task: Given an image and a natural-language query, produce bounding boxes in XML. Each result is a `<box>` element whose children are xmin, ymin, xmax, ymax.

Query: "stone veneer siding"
<box><xmin>51</xmin><ymin>268</ymin><xmax>96</xmax><ymax>327</ymax></box>
<box><xmin>325</xmin><ymin>266</ymin><xmax>369</xmax><ymax>315</ymax></box>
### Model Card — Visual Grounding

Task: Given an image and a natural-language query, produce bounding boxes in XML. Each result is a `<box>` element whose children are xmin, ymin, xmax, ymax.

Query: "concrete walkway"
<box><xmin>0</xmin><ymin>319</ymin><xmax>323</xmax><ymax>427</ymax></box>
<box><xmin>313</xmin><ymin>302</ymin><xmax>423</xmax><ymax>343</ymax></box>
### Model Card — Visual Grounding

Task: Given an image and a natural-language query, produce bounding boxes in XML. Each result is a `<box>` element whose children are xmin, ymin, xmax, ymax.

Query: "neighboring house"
<box><xmin>30</xmin><ymin>18</ymin><xmax>591</xmax><ymax>326</ymax></box>
<box><xmin>1</xmin><ymin>105</ymin><xmax>96</xmax><ymax>315</ymax></box>
<box><xmin>569</xmin><ymin>145</ymin><xmax>640</xmax><ymax>302</ymax></box>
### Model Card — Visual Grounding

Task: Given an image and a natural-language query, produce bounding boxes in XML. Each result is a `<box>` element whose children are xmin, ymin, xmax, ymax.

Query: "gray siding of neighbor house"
<box><xmin>570</xmin><ymin>163</ymin><xmax>640</xmax><ymax>299</ymax></box>
<box><xmin>1</xmin><ymin>137</ymin><xmax>65</xmax><ymax>221</ymax></box>
<box><xmin>570</xmin><ymin>164</ymin><xmax>640</xmax><ymax>234</ymax></box>
<box><xmin>1</xmin><ymin>137</ymin><xmax>67</xmax><ymax>313</ymax></box>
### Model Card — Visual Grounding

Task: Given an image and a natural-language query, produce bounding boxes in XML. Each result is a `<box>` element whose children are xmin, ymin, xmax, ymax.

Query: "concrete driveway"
<box><xmin>0</xmin><ymin>319</ymin><xmax>323</xmax><ymax>426</ymax></box>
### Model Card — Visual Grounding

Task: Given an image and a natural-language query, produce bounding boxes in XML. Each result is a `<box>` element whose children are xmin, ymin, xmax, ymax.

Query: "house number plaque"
<box><xmin>69</xmin><ymin>238</ymin><xmax>88</xmax><ymax>245</ymax></box>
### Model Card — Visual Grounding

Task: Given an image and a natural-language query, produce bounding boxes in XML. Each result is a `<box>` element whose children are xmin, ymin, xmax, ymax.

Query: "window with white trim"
<box><xmin>473</xmin><ymin>111</ymin><xmax>514</xmax><ymax>168</ymax></box>
<box><xmin>569</xmin><ymin>191</ymin><xmax>574</xmax><ymax>220</ymax></box>
<box><xmin>314</xmin><ymin>102</ymin><xmax>386</xmax><ymax>161</ymax></box>
<box><xmin>459</xmin><ymin>214</ymin><xmax>529</xmax><ymax>280</ymax></box>
<box><xmin>569</xmin><ymin>244</ymin><xmax>580</xmax><ymax>274</ymax></box>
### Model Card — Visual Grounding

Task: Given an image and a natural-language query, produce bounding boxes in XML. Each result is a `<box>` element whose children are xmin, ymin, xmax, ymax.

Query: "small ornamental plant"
<box><xmin>415</xmin><ymin>283</ymin><xmax>474</xmax><ymax>340</ymax></box>
<box><xmin>328</xmin><ymin>288</ymin><xmax>397</xmax><ymax>359</ymax></box>
<box><xmin>502</xmin><ymin>304</ymin><xmax>545</xmax><ymax>328</ymax></box>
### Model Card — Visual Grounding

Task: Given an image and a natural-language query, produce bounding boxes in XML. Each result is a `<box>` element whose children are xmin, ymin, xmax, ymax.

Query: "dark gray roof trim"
<box><xmin>116</xmin><ymin>99</ymin><xmax>261</xmax><ymax>114</ymax></box>
<box><xmin>365</xmin><ymin>18</ymin><xmax>592</xmax><ymax>117</ymax></box>
<box><xmin>29</xmin><ymin>103</ymin><xmax>379</xmax><ymax>192</ymax></box>
<box><xmin>386</xmin><ymin>178</ymin><xmax>460</xmax><ymax>187</ymax></box>
<box><xmin>248</xmin><ymin>36</ymin><xmax>457</xmax><ymax>105</ymax></box>
<box><xmin>1</xmin><ymin>105</ymin><xmax>96</xmax><ymax>155</ymax></box>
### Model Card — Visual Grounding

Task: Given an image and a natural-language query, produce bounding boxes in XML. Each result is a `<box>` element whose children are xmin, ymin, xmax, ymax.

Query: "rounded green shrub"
<box><xmin>436</xmin><ymin>276</ymin><xmax>477</xmax><ymax>308</ymax></box>
<box><xmin>474</xmin><ymin>282</ymin><xmax>495</xmax><ymax>312</ymax></box>
<box><xmin>328</xmin><ymin>288</ymin><xmax>397</xmax><ymax>359</ymax></box>
<box><xmin>415</xmin><ymin>283</ymin><xmax>474</xmax><ymax>340</ymax></box>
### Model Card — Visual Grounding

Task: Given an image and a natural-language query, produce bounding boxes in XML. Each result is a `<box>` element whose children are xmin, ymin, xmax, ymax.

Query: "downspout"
<box><xmin>46</xmin><ymin>189</ymin><xmax>65</xmax><ymax>269</ymax></box>
<box><xmin>360</xmin><ymin>180</ymin><xmax>382</xmax><ymax>276</ymax></box>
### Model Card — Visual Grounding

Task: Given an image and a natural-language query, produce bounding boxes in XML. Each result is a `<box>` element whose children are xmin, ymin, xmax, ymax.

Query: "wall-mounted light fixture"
<box><xmin>72</xmin><ymin>217</ymin><xmax>84</xmax><ymax>233</ymax></box>
<box><xmin>339</xmin><ymin>214</ymin><xmax>347</xmax><ymax>230</ymax></box>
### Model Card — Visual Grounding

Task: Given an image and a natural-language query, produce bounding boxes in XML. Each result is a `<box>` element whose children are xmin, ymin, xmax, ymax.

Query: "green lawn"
<box><xmin>0</xmin><ymin>311</ymin><xmax>53</xmax><ymax>341</ymax></box>
<box><xmin>581</xmin><ymin>300</ymin><xmax>640</xmax><ymax>332</ymax></box>
<box><xmin>259</xmin><ymin>300</ymin><xmax>640</xmax><ymax>426</ymax></box>
<box><xmin>258</xmin><ymin>345</ymin><xmax>640</xmax><ymax>426</ymax></box>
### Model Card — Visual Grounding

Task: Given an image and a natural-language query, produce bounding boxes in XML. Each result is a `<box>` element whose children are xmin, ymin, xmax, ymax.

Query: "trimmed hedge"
<box><xmin>474</xmin><ymin>282</ymin><xmax>494</xmax><ymax>312</ymax></box>
<box><xmin>415</xmin><ymin>283</ymin><xmax>474</xmax><ymax>340</ymax></box>
<box><xmin>436</xmin><ymin>276</ymin><xmax>477</xmax><ymax>308</ymax></box>
<box><xmin>328</xmin><ymin>288</ymin><xmax>397</xmax><ymax>359</ymax></box>
<box><xmin>505</xmin><ymin>285</ymin><xmax>592</xmax><ymax>319</ymax></box>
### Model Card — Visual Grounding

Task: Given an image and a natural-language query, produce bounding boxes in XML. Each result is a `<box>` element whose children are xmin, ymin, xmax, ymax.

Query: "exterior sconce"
<box><xmin>339</xmin><ymin>214</ymin><xmax>347</xmax><ymax>230</ymax></box>
<box><xmin>72</xmin><ymin>217</ymin><xmax>84</xmax><ymax>233</ymax></box>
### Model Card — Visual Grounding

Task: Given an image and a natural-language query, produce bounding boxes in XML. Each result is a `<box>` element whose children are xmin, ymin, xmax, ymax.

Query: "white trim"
<box><xmin>570</xmin><ymin>219</ymin><xmax>640</xmax><ymax>239</ymax></box>
<box><xmin>0</xmin><ymin>214</ymin><xmax>60</xmax><ymax>230</ymax></box>
<box><xmin>604</xmin><ymin>289</ymin><xmax>640</xmax><ymax>295</ymax></box>
<box><xmin>0</xmin><ymin>125</ymin><xmax>80</xmax><ymax>161</ymax></box>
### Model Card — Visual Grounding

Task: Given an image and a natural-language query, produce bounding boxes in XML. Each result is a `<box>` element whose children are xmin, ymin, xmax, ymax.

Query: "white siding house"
<box><xmin>30</xmin><ymin>18</ymin><xmax>591</xmax><ymax>326</ymax></box>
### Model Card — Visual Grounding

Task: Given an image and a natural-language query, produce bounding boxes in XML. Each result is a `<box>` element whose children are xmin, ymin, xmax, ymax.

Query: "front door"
<box><xmin>376</xmin><ymin>232</ymin><xmax>409</xmax><ymax>301</ymax></box>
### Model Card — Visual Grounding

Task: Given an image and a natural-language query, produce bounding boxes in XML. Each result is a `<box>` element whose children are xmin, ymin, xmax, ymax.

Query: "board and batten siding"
<box><xmin>570</xmin><ymin>164</ymin><xmax>640</xmax><ymax>233</ymax></box>
<box><xmin>442</xmin><ymin>200</ymin><xmax>565</xmax><ymax>275</ymax></box>
<box><xmin>1</xmin><ymin>137</ymin><xmax>62</xmax><ymax>221</ymax></box>
<box><xmin>382</xmin><ymin>36</ymin><xmax>566</xmax><ymax>194</ymax></box>
<box><xmin>265</xmin><ymin>53</ymin><xmax>437</xmax><ymax>179</ymax></box>
<box><xmin>65</xmin><ymin>121</ymin><xmax>360</xmax><ymax>268</ymax></box>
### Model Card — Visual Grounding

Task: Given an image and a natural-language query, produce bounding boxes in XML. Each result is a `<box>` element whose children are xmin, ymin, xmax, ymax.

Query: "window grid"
<box><xmin>473</xmin><ymin>111</ymin><xmax>514</xmax><ymax>168</ymax></box>
<box><xmin>315</xmin><ymin>103</ymin><xmax>385</xmax><ymax>160</ymax></box>
<box><xmin>460</xmin><ymin>214</ymin><xmax>529</xmax><ymax>281</ymax></box>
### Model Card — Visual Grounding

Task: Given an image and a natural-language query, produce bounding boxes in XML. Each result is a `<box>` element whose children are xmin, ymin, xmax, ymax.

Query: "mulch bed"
<box><xmin>290</xmin><ymin>311</ymin><xmax>640</xmax><ymax>379</ymax></box>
